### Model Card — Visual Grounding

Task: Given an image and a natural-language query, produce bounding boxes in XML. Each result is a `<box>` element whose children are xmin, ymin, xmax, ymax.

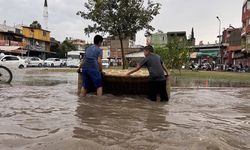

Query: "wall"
<box><xmin>110</xmin><ymin>39</ymin><xmax>129</xmax><ymax>49</ymax></box>
<box><xmin>110</xmin><ymin>48</ymin><xmax>141</xmax><ymax>58</ymax></box>
<box><xmin>151</xmin><ymin>33</ymin><xmax>168</xmax><ymax>46</ymax></box>
<box><xmin>22</xmin><ymin>27</ymin><xmax>50</xmax><ymax>42</ymax></box>
<box><xmin>0</xmin><ymin>33</ymin><xmax>4</xmax><ymax>40</ymax></box>
<box><xmin>100</xmin><ymin>46</ymin><xmax>110</xmax><ymax>59</ymax></box>
<box><xmin>22</xmin><ymin>27</ymin><xmax>50</xmax><ymax>51</ymax></box>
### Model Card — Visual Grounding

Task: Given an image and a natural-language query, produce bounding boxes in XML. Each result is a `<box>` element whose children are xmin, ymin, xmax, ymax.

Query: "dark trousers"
<box><xmin>148</xmin><ymin>80</ymin><xmax>169</xmax><ymax>102</ymax></box>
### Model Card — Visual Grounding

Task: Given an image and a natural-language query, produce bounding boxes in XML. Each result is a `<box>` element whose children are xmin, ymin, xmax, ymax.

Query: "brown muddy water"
<box><xmin>0</xmin><ymin>68</ymin><xmax>250</xmax><ymax>150</ymax></box>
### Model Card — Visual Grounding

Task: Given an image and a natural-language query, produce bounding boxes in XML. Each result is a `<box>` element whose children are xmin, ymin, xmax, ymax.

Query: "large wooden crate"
<box><xmin>78</xmin><ymin>71</ymin><xmax>170</xmax><ymax>97</ymax></box>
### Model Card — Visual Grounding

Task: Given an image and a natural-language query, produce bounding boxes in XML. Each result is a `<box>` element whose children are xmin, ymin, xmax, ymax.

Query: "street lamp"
<box><xmin>216</xmin><ymin>16</ymin><xmax>221</xmax><ymax>40</ymax></box>
<box><xmin>216</xmin><ymin>16</ymin><xmax>223</xmax><ymax>65</ymax></box>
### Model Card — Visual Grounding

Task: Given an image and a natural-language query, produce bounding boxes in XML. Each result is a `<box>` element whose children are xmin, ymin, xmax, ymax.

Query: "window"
<box><xmin>43</xmin><ymin>31</ymin><xmax>46</xmax><ymax>36</ymax></box>
<box><xmin>247</xmin><ymin>36</ymin><xmax>250</xmax><ymax>44</ymax></box>
<box><xmin>68</xmin><ymin>55</ymin><xmax>80</xmax><ymax>59</ymax></box>
<box><xmin>15</xmin><ymin>29</ymin><xmax>21</xmax><ymax>34</ymax></box>
<box><xmin>4</xmin><ymin>56</ymin><xmax>19</xmax><ymax>61</ymax></box>
<box><xmin>2</xmin><ymin>56</ymin><xmax>11</xmax><ymax>61</ymax></box>
<box><xmin>46</xmin><ymin>58</ymin><xmax>54</xmax><ymax>61</ymax></box>
<box><xmin>248</xmin><ymin>1</ymin><xmax>250</xmax><ymax>10</ymax></box>
<box><xmin>31</xmin><ymin>57</ymin><xmax>39</xmax><ymax>61</ymax></box>
<box><xmin>11</xmin><ymin>57</ymin><xmax>19</xmax><ymax>61</ymax></box>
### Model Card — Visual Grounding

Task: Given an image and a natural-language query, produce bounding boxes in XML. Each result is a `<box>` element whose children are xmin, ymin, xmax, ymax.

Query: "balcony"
<box><xmin>0</xmin><ymin>40</ymin><xmax>23</xmax><ymax>46</ymax></box>
<box><xmin>24</xmin><ymin>44</ymin><xmax>47</xmax><ymax>52</ymax></box>
<box><xmin>242</xmin><ymin>28</ymin><xmax>246</xmax><ymax>36</ymax></box>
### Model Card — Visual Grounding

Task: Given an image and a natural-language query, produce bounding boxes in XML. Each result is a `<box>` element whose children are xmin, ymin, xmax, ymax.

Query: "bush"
<box><xmin>155</xmin><ymin>37</ymin><xmax>190</xmax><ymax>73</ymax></box>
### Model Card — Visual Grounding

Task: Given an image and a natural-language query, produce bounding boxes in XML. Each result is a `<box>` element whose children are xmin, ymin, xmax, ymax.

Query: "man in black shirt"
<box><xmin>126</xmin><ymin>45</ymin><xmax>169</xmax><ymax>102</ymax></box>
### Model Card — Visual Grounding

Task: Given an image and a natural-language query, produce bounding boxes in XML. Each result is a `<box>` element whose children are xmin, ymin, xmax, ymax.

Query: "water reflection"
<box><xmin>74</xmin><ymin>96</ymin><xmax>169</xmax><ymax>148</ymax></box>
<box><xmin>171</xmin><ymin>77</ymin><xmax>250</xmax><ymax>88</ymax></box>
<box><xmin>0</xmin><ymin>69</ymin><xmax>250</xmax><ymax>149</ymax></box>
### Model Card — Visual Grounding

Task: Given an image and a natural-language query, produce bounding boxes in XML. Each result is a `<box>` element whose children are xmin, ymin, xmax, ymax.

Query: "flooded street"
<box><xmin>0</xmin><ymin>69</ymin><xmax>250</xmax><ymax>150</ymax></box>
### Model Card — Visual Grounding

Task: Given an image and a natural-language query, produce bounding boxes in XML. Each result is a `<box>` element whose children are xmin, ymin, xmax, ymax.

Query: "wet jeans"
<box><xmin>148</xmin><ymin>80</ymin><xmax>169</xmax><ymax>102</ymax></box>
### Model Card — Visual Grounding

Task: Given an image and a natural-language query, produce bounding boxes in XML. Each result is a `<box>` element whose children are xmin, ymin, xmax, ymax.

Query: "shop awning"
<box><xmin>197</xmin><ymin>51</ymin><xmax>219</xmax><ymax>58</ymax></box>
<box><xmin>0</xmin><ymin>46</ymin><xmax>27</xmax><ymax>54</ymax></box>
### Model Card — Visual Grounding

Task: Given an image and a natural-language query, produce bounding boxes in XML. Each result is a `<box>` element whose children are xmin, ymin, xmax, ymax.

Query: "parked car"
<box><xmin>44</xmin><ymin>58</ymin><xmax>63</xmax><ymax>67</ymax></box>
<box><xmin>26</xmin><ymin>57</ymin><xmax>44</xmax><ymax>67</ymax></box>
<box><xmin>60</xmin><ymin>59</ymin><xmax>67</xmax><ymax>67</ymax></box>
<box><xmin>67</xmin><ymin>58</ymin><xmax>80</xmax><ymax>68</ymax></box>
<box><xmin>102</xmin><ymin>59</ymin><xmax>110</xmax><ymax>68</ymax></box>
<box><xmin>0</xmin><ymin>54</ymin><xmax>27</xmax><ymax>69</ymax></box>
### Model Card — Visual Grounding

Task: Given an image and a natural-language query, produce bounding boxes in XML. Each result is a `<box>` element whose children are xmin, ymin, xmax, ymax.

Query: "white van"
<box><xmin>102</xmin><ymin>59</ymin><xmax>110</xmax><ymax>68</ymax></box>
<box><xmin>67</xmin><ymin>51</ymin><xmax>84</xmax><ymax>67</ymax></box>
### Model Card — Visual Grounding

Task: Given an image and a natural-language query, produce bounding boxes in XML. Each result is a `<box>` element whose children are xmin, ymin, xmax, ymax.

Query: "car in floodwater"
<box><xmin>102</xmin><ymin>59</ymin><xmax>110</xmax><ymax>68</ymax></box>
<box><xmin>66</xmin><ymin>51</ymin><xmax>84</xmax><ymax>68</ymax></box>
<box><xmin>25</xmin><ymin>57</ymin><xmax>44</xmax><ymax>67</ymax></box>
<box><xmin>60</xmin><ymin>59</ymin><xmax>67</xmax><ymax>67</ymax></box>
<box><xmin>0</xmin><ymin>54</ymin><xmax>27</xmax><ymax>69</ymax></box>
<box><xmin>44</xmin><ymin>58</ymin><xmax>63</xmax><ymax>67</ymax></box>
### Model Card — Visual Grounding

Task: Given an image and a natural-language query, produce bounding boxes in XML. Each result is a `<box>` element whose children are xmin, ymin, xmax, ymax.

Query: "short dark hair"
<box><xmin>143</xmin><ymin>45</ymin><xmax>154</xmax><ymax>53</ymax></box>
<box><xmin>94</xmin><ymin>35</ymin><xmax>103</xmax><ymax>45</ymax></box>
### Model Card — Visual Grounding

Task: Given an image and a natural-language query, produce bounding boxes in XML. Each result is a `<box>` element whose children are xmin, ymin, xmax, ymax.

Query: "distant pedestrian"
<box><xmin>126</xmin><ymin>45</ymin><xmax>169</xmax><ymax>102</ymax></box>
<box><xmin>239</xmin><ymin>62</ymin><xmax>243</xmax><ymax>71</ymax></box>
<box><xmin>78</xmin><ymin>35</ymin><xmax>103</xmax><ymax>96</ymax></box>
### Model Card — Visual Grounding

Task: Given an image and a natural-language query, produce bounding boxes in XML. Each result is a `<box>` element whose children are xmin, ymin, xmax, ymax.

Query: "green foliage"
<box><xmin>155</xmin><ymin>37</ymin><xmax>190</xmax><ymax>72</ymax></box>
<box><xmin>77</xmin><ymin>0</ymin><xmax>161</xmax><ymax>69</ymax></box>
<box><xmin>83</xmin><ymin>43</ymin><xmax>92</xmax><ymax>50</ymax></box>
<box><xmin>58</xmin><ymin>40</ymin><xmax>77</xmax><ymax>58</ymax></box>
<box><xmin>30</xmin><ymin>21</ymin><xmax>42</xmax><ymax>29</ymax></box>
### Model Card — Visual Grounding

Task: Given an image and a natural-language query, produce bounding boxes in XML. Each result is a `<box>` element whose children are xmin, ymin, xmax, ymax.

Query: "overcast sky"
<box><xmin>0</xmin><ymin>0</ymin><xmax>244</xmax><ymax>45</ymax></box>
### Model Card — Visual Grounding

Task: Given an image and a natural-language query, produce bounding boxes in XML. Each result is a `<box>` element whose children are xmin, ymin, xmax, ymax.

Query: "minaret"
<box><xmin>191</xmin><ymin>27</ymin><xmax>195</xmax><ymax>46</ymax></box>
<box><xmin>43</xmin><ymin>0</ymin><xmax>48</xmax><ymax>30</ymax></box>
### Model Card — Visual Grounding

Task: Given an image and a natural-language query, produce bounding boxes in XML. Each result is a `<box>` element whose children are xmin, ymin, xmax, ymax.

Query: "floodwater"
<box><xmin>0</xmin><ymin>68</ymin><xmax>250</xmax><ymax>150</ymax></box>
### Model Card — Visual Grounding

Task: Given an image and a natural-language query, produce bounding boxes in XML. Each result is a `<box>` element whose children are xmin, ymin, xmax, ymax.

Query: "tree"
<box><xmin>155</xmin><ymin>37</ymin><xmax>190</xmax><ymax>73</ymax></box>
<box><xmin>30</xmin><ymin>21</ymin><xmax>42</xmax><ymax>29</ymax></box>
<box><xmin>83</xmin><ymin>43</ymin><xmax>92</xmax><ymax>50</ymax></box>
<box><xmin>77</xmin><ymin>0</ymin><xmax>161</xmax><ymax>69</ymax></box>
<box><xmin>59</xmin><ymin>40</ymin><xmax>77</xmax><ymax>58</ymax></box>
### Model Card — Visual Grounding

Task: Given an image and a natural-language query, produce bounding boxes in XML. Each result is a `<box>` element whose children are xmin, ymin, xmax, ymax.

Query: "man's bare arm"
<box><xmin>77</xmin><ymin>59</ymin><xmax>84</xmax><ymax>73</ymax></box>
<box><xmin>98</xmin><ymin>57</ymin><xmax>103</xmax><ymax>72</ymax></box>
<box><xmin>126</xmin><ymin>65</ymin><xmax>141</xmax><ymax>75</ymax></box>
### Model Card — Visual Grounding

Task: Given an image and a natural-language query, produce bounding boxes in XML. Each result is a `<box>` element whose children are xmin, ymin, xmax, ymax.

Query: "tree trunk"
<box><xmin>119</xmin><ymin>37</ymin><xmax>126</xmax><ymax>69</ymax></box>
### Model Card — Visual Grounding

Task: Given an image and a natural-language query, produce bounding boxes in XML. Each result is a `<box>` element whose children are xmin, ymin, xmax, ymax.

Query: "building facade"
<box><xmin>190</xmin><ymin>44</ymin><xmax>221</xmax><ymax>64</ymax></box>
<box><xmin>103</xmin><ymin>36</ymin><xmax>139</xmax><ymax>58</ymax></box>
<box><xmin>100</xmin><ymin>46</ymin><xmax>110</xmax><ymax>59</ymax></box>
<box><xmin>102</xmin><ymin>36</ymin><xmax>140</xmax><ymax>66</ymax></box>
<box><xmin>71</xmin><ymin>39</ymin><xmax>86</xmax><ymax>51</ymax></box>
<box><xmin>222</xmin><ymin>26</ymin><xmax>242</xmax><ymax>65</ymax></box>
<box><xmin>22</xmin><ymin>26</ymin><xmax>50</xmax><ymax>52</ymax></box>
<box><xmin>0</xmin><ymin>24</ymin><xmax>23</xmax><ymax>47</ymax></box>
<box><xmin>0</xmin><ymin>23</ymin><xmax>25</xmax><ymax>55</ymax></box>
<box><xmin>241</xmin><ymin>0</ymin><xmax>250</xmax><ymax>66</ymax></box>
<box><xmin>151</xmin><ymin>31</ymin><xmax>168</xmax><ymax>46</ymax></box>
<box><xmin>151</xmin><ymin>31</ymin><xmax>188</xmax><ymax>46</ymax></box>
